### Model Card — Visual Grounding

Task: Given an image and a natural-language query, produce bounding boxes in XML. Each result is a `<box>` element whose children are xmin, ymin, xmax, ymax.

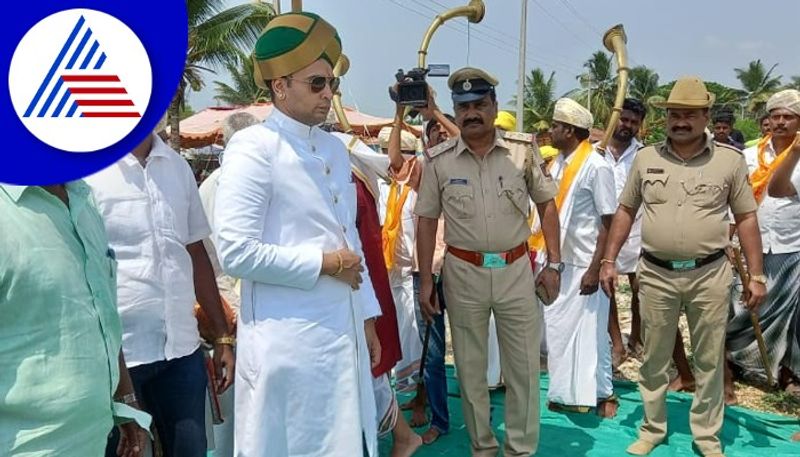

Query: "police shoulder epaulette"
<box><xmin>426</xmin><ymin>137</ymin><xmax>458</xmax><ymax>159</ymax></box>
<box><xmin>714</xmin><ymin>141</ymin><xmax>744</xmax><ymax>154</ymax></box>
<box><xmin>502</xmin><ymin>130</ymin><xmax>534</xmax><ymax>143</ymax></box>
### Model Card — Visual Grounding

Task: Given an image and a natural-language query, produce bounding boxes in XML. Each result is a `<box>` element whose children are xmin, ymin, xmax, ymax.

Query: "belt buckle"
<box><xmin>670</xmin><ymin>259</ymin><xmax>696</xmax><ymax>271</ymax></box>
<box><xmin>482</xmin><ymin>252</ymin><xmax>507</xmax><ymax>269</ymax></box>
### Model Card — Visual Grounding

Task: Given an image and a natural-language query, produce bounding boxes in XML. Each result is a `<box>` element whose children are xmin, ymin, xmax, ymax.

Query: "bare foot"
<box><xmin>391</xmin><ymin>432</ymin><xmax>422</xmax><ymax>457</ymax></box>
<box><xmin>668</xmin><ymin>375</ymin><xmax>696</xmax><ymax>393</ymax></box>
<box><xmin>791</xmin><ymin>431</ymin><xmax>800</xmax><ymax>442</ymax></box>
<box><xmin>785</xmin><ymin>382</ymin><xmax>800</xmax><ymax>398</ymax></box>
<box><xmin>597</xmin><ymin>399</ymin><xmax>618</xmax><ymax>418</ymax></box>
<box><xmin>408</xmin><ymin>404</ymin><xmax>429</xmax><ymax>427</ymax></box>
<box><xmin>421</xmin><ymin>427</ymin><xmax>442</xmax><ymax>445</ymax></box>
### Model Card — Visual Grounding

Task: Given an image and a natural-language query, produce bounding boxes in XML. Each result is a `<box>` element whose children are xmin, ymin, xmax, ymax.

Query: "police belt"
<box><xmin>641</xmin><ymin>249</ymin><xmax>726</xmax><ymax>272</ymax></box>
<box><xmin>447</xmin><ymin>243</ymin><xmax>528</xmax><ymax>269</ymax></box>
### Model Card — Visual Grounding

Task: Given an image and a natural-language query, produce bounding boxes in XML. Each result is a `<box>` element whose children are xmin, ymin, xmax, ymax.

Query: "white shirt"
<box><xmin>743</xmin><ymin>140</ymin><xmax>800</xmax><ymax>254</ymax></box>
<box><xmin>198</xmin><ymin>168</ymin><xmax>223</xmax><ymax>276</ymax></box>
<box><xmin>550</xmin><ymin>149</ymin><xmax>618</xmax><ymax>267</ymax></box>
<box><xmin>86</xmin><ymin>135</ymin><xmax>210</xmax><ymax>367</ymax></box>
<box><xmin>601</xmin><ymin>139</ymin><xmax>643</xmax><ymax>270</ymax></box>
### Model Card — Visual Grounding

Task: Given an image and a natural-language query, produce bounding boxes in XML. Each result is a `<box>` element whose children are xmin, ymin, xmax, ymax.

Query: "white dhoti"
<box><xmin>390</xmin><ymin>269</ymin><xmax>423</xmax><ymax>392</ymax></box>
<box><xmin>372</xmin><ymin>374</ymin><xmax>399</xmax><ymax>437</ymax></box>
<box><xmin>616</xmin><ymin>215</ymin><xmax>642</xmax><ymax>274</ymax></box>
<box><xmin>544</xmin><ymin>264</ymin><xmax>613</xmax><ymax>407</ymax></box>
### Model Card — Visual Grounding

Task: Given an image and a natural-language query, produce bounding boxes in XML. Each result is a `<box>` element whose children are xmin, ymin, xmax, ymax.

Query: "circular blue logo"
<box><xmin>2</xmin><ymin>1</ymin><xmax>187</xmax><ymax>185</ymax></box>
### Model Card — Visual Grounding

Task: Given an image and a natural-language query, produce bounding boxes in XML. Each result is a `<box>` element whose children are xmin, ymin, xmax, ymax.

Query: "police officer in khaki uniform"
<box><xmin>599</xmin><ymin>76</ymin><xmax>767</xmax><ymax>457</ymax></box>
<box><xmin>415</xmin><ymin>67</ymin><xmax>562</xmax><ymax>457</ymax></box>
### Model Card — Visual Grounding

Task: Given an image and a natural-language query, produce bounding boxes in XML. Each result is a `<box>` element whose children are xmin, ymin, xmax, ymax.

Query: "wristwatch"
<box><xmin>545</xmin><ymin>261</ymin><xmax>565</xmax><ymax>273</ymax></box>
<box><xmin>750</xmin><ymin>274</ymin><xmax>767</xmax><ymax>285</ymax></box>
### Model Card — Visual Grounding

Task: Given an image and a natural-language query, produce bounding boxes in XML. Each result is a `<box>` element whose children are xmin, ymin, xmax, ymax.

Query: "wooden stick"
<box><xmin>731</xmin><ymin>246</ymin><xmax>774</xmax><ymax>386</ymax></box>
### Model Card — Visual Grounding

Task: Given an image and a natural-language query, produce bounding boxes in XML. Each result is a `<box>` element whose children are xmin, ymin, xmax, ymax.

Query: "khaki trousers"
<box><xmin>443</xmin><ymin>252</ymin><xmax>541</xmax><ymax>457</ymax></box>
<box><xmin>637</xmin><ymin>256</ymin><xmax>732</xmax><ymax>455</ymax></box>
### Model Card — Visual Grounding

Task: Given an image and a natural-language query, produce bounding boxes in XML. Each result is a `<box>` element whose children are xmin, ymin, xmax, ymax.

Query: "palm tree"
<box><xmin>705</xmin><ymin>81</ymin><xmax>747</xmax><ymax>115</ymax></box>
<box><xmin>628</xmin><ymin>66</ymin><xmax>659</xmax><ymax>103</ymax></box>
<box><xmin>569</xmin><ymin>51</ymin><xmax>616</xmax><ymax>127</ymax></box>
<box><xmin>170</xmin><ymin>0</ymin><xmax>275</xmax><ymax>148</ymax></box>
<box><xmin>627</xmin><ymin>66</ymin><xmax>660</xmax><ymax>138</ymax></box>
<box><xmin>734</xmin><ymin>59</ymin><xmax>782</xmax><ymax>115</ymax></box>
<box><xmin>510</xmin><ymin>68</ymin><xmax>557</xmax><ymax>133</ymax></box>
<box><xmin>214</xmin><ymin>50</ymin><xmax>270</xmax><ymax>106</ymax></box>
<box><xmin>786</xmin><ymin>76</ymin><xmax>800</xmax><ymax>91</ymax></box>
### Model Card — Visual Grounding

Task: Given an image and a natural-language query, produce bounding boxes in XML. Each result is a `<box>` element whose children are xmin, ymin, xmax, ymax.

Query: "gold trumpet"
<box><xmin>332</xmin><ymin>55</ymin><xmax>352</xmax><ymax>133</ymax></box>
<box><xmin>417</xmin><ymin>0</ymin><xmax>485</xmax><ymax>69</ymax></box>
<box><xmin>330</xmin><ymin>0</ymin><xmax>486</xmax><ymax>132</ymax></box>
<box><xmin>597</xmin><ymin>24</ymin><xmax>629</xmax><ymax>152</ymax></box>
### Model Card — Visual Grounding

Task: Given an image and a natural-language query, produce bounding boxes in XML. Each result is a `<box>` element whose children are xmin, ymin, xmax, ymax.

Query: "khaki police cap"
<box><xmin>448</xmin><ymin>67</ymin><xmax>499</xmax><ymax>103</ymax></box>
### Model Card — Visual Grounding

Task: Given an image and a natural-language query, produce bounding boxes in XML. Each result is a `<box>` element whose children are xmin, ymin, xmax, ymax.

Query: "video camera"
<box><xmin>389</xmin><ymin>64</ymin><xmax>450</xmax><ymax>108</ymax></box>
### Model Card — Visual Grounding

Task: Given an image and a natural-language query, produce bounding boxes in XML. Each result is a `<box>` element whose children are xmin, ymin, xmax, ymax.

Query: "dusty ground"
<box><xmin>443</xmin><ymin>276</ymin><xmax>800</xmax><ymax>418</ymax></box>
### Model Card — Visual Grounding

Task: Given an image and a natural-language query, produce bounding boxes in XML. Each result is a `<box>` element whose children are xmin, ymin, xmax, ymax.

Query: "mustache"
<box><xmin>463</xmin><ymin>118</ymin><xmax>483</xmax><ymax>126</ymax></box>
<box><xmin>671</xmin><ymin>126</ymin><xmax>692</xmax><ymax>132</ymax></box>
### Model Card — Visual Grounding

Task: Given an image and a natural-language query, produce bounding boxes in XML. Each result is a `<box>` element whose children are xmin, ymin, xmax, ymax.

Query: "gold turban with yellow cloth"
<box><xmin>252</xmin><ymin>12</ymin><xmax>342</xmax><ymax>89</ymax></box>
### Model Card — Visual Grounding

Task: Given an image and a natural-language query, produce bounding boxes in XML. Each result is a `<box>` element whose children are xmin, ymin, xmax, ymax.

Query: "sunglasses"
<box><xmin>286</xmin><ymin>76</ymin><xmax>340</xmax><ymax>93</ymax></box>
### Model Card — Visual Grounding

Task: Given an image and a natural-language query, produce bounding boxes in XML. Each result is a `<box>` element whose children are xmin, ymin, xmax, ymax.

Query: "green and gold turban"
<box><xmin>252</xmin><ymin>12</ymin><xmax>342</xmax><ymax>89</ymax></box>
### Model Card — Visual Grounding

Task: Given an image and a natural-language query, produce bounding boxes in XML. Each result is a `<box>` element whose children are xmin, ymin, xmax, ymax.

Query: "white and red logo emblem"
<box><xmin>9</xmin><ymin>9</ymin><xmax>152</xmax><ymax>152</ymax></box>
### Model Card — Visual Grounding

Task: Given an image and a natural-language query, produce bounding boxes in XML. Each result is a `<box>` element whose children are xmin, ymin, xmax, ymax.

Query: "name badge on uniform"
<box><xmin>449</xmin><ymin>178</ymin><xmax>468</xmax><ymax>185</ymax></box>
<box><xmin>646</xmin><ymin>168</ymin><xmax>665</xmax><ymax>174</ymax></box>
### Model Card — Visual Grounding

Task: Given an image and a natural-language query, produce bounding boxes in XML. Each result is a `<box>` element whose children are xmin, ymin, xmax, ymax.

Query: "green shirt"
<box><xmin>0</xmin><ymin>182</ymin><xmax>123</xmax><ymax>456</ymax></box>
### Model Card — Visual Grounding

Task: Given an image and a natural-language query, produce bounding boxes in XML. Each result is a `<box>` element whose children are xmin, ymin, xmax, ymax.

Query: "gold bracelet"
<box><xmin>332</xmin><ymin>252</ymin><xmax>344</xmax><ymax>276</ymax></box>
<box><xmin>600</xmin><ymin>258</ymin><xmax>615</xmax><ymax>265</ymax></box>
<box><xmin>215</xmin><ymin>335</ymin><xmax>236</xmax><ymax>346</ymax></box>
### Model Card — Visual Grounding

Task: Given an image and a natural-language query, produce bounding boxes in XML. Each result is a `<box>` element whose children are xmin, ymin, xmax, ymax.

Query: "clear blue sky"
<box><xmin>190</xmin><ymin>0</ymin><xmax>800</xmax><ymax>118</ymax></box>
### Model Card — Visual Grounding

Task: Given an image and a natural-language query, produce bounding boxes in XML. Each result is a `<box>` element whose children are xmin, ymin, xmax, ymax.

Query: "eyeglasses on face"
<box><xmin>285</xmin><ymin>76</ymin><xmax>340</xmax><ymax>93</ymax></box>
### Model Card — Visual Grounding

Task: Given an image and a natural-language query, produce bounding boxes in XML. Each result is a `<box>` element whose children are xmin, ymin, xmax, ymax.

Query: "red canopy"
<box><xmin>178</xmin><ymin>102</ymin><xmax>421</xmax><ymax>148</ymax></box>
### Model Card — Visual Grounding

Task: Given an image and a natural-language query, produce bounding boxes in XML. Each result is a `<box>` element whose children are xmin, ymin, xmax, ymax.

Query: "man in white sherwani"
<box><xmin>213</xmin><ymin>12</ymin><xmax>382</xmax><ymax>457</ymax></box>
<box><xmin>538</xmin><ymin>98</ymin><xmax>619</xmax><ymax>418</ymax></box>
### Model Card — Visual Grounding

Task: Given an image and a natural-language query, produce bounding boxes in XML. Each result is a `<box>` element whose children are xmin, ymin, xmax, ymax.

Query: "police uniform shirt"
<box><xmin>415</xmin><ymin>130</ymin><xmax>557</xmax><ymax>252</ymax></box>
<box><xmin>618</xmin><ymin>135</ymin><xmax>757</xmax><ymax>260</ymax></box>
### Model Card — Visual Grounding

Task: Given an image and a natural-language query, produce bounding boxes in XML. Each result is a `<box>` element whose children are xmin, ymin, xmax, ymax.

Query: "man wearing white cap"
<box><xmin>534</xmin><ymin>98</ymin><xmax>618</xmax><ymax>417</ymax></box>
<box><xmin>765</xmin><ymin>95</ymin><xmax>800</xmax><ymax>444</ymax></box>
<box><xmin>728</xmin><ymin>89</ymin><xmax>800</xmax><ymax>395</ymax></box>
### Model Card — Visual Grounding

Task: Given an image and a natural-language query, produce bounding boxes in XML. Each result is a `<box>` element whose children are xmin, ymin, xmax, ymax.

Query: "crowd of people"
<box><xmin>2</xmin><ymin>9</ymin><xmax>800</xmax><ymax>457</ymax></box>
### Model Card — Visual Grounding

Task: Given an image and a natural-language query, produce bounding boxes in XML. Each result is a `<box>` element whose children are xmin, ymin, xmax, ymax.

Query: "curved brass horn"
<box><xmin>417</xmin><ymin>0</ymin><xmax>485</xmax><ymax>69</ymax></box>
<box><xmin>332</xmin><ymin>54</ymin><xmax>352</xmax><ymax>133</ymax></box>
<box><xmin>406</xmin><ymin>0</ymin><xmax>485</xmax><ymax>119</ymax></box>
<box><xmin>597</xmin><ymin>24</ymin><xmax>629</xmax><ymax>152</ymax></box>
<box><xmin>330</xmin><ymin>0</ymin><xmax>485</xmax><ymax>134</ymax></box>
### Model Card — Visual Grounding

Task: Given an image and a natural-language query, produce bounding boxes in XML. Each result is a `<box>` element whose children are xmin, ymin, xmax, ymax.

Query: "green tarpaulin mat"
<box><xmin>380</xmin><ymin>366</ymin><xmax>800</xmax><ymax>456</ymax></box>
